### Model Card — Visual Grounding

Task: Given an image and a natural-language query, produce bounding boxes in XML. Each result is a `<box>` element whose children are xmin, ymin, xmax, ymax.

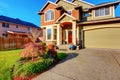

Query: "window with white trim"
<box><xmin>53</xmin><ymin>29</ymin><xmax>57</xmax><ymax>40</ymax></box>
<box><xmin>45</xmin><ymin>10</ymin><xmax>54</xmax><ymax>21</ymax></box>
<box><xmin>28</xmin><ymin>27</ymin><xmax>32</xmax><ymax>31</ymax></box>
<box><xmin>16</xmin><ymin>25</ymin><xmax>19</xmax><ymax>28</ymax></box>
<box><xmin>2</xmin><ymin>23</ymin><xmax>9</xmax><ymax>28</ymax></box>
<box><xmin>95</xmin><ymin>7</ymin><xmax>110</xmax><ymax>17</ymax></box>
<box><xmin>47</xmin><ymin>29</ymin><xmax>52</xmax><ymax>40</ymax></box>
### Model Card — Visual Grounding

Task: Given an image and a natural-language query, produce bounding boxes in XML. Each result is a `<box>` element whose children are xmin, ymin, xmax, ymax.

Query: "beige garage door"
<box><xmin>84</xmin><ymin>28</ymin><xmax>120</xmax><ymax>49</ymax></box>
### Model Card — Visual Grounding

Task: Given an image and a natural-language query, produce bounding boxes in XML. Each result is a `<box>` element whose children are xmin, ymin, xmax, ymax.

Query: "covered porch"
<box><xmin>56</xmin><ymin>13</ymin><xmax>80</xmax><ymax>45</ymax></box>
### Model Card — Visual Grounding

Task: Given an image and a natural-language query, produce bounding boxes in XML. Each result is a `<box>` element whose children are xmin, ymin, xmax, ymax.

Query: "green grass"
<box><xmin>0</xmin><ymin>49</ymin><xmax>21</xmax><ymax>80</ymax></box>
<box><xmin>0</xmin><ymin>49</ymin><xmax>67</xmax><ymax>80</ymax></box>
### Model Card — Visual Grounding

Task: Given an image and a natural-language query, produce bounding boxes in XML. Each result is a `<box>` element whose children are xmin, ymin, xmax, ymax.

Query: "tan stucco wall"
<box><xmin>83</xmin><ymin>23</ymin><xmax>120</xmax><ymax>49</ymax></box>
<box><xmin>83</xmin><ymin>6</ymin><xmax>115</xmax><ymax>21</ymax></box>
<box><xmin>91</xmin><ymin>6</ymin><xmax>115</xmax><ymax>20</ymax></box>
<box><xmin>59</xmin><ymin>15</ymin><xmax>74</xmax><ymax>22</ymax></box>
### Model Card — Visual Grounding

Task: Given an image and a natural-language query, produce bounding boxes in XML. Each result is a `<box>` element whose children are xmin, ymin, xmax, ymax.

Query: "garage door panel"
<box><xmin>84</xmin><ymin>28</ymin><xmax>120</xmax><ymax>49</ymax></box>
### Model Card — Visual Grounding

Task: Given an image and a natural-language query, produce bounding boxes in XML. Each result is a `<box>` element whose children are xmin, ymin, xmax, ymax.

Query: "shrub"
<box><xmin>47</xmin><ymin>44</ymin><xmax>57</xmax><ymax>60</ymax></box>
<box><xmin>20</xmin><ymin>42</ymin><xmax>46</xmax><ymax>60</ymax></box>
<box><xmin>57</xmin><ymin>52</ymin><xmax>67</xmax><ymax>60</ymax></box>
<box><xmin>13</xmin><ymin>58</ymin><xmax>52</xmax><ymax>78</ymax></box>
<box><xmin>40</xmin><ymin>42</ymin><xmax>46</xmax><ymax>47</ymax></box>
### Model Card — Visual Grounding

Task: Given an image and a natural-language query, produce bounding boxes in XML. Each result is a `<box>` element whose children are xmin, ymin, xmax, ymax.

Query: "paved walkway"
<box><xmin>33</xmin><ymin>48</ymin><xmax>120</xmax><ymax>80</ymax></box>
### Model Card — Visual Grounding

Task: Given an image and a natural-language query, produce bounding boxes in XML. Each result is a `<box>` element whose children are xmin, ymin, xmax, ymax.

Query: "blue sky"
<box><xmin>0</xmin><ymin>0</ymin><xmax>120</xmax><ymax>27</ymax></box>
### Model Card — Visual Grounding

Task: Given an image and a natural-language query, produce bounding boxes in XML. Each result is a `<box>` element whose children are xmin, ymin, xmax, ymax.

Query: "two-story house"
<box><xmin>0</xmin><ymin>15</ymin><xmax>40</xmax><ymax>38</ymax></box>
<box><xmin>38</xmin><ymin>0</ymin><xmax>120</xmax><ymax>49</ymax></box>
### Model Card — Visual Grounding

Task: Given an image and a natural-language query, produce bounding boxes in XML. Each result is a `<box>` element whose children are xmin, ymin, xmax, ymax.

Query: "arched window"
<box><xmin>45</xmin><ymin>10</ymin><xmax>54</xmax><ymax>21</ymax></box>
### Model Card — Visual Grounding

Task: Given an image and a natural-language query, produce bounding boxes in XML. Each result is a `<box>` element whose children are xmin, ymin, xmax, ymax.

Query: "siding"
<box><xmin>57</xmin><ymin>0</ymin><xmax>75</xmax><ymax>10</ymax></box>
<box><xmin>73</xmin><ymin>0</ymin><xmax>94</xmax><ymax>9</ymax></box>
<box><xmin>91</xmin><ymin>6</ymin><xmax>115</xmax><ymax>20</ymax></box>
<box><xmin>0</xmin><ymin>22</ymin><xmax>38</xmax><ymax>37</ymax></box>
<box><xmin>58</xmin><ymin>15</ymin><xmax>74</xmax><ymax>22</ymax></box>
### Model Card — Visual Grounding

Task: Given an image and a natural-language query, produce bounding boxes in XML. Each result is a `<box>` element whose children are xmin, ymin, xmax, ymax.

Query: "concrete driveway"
<box><xmin>33</xmin><ymin>48</ymin><xmax>120</xmax><ymax>80</ymax></box>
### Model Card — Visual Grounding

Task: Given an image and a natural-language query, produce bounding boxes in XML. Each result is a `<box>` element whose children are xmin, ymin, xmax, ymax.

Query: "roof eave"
<box><xmin>90</xmin><ymin>1</ymin><xmax>120</xmax><ymax>9</ymax></box>
<box><xmin>79</xmin><ymin>17</ymin><xmax>120</xmax><ymax>26</ymax></box>
<box><xmin>39</xmin><ymin>1</ymin><xmax>58</xmax><ymax>12</ymax></box>
<box><xmin>56</xmin><ymin>13</ymin><xmax>77</xmax><ymax>23</ymax></box>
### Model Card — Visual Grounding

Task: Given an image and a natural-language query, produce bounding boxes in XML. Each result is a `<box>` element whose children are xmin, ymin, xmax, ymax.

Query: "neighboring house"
<box><xmin>38</xmin><ymin>0</ymin><xmax>120</xmax><ymax>49</ymax></box>
<box><xmin>0</xmin><ymin>15</ymin><xmax>40</xmax><ymax>38</ymax></box>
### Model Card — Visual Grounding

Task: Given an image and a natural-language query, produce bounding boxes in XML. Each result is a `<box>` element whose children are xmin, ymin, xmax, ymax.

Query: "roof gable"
<box><xmin>40</xmin><ymin>1</ymin><xmax>58</xmax><ymax>12</ymax></box>
<box><xmin>56</xmin><ymin>0</ymin><xmax>77</xmax><ymax>6</ymax></box>
<box><xmin>72</xmin><ymin>0</ymin><xmax>95</xmax><ymax>7</ymax></box>
<box><xmin>56</xmin><ymin>13</ymin><xmax>76</xmax><ymax>22</ymax></box>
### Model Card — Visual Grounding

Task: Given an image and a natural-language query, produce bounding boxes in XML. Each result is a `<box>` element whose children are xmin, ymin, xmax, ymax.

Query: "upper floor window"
<box><xmin>67</xmin><ymin>10</ymin><xmax>72</xmax><ymax>15</ymax></box>
<box><xmin>16</xmin><ymin>25</ymin><xmax>19</xmax><ymax>28</ymax></box>
<box><xmin>45</xmin><ymin>10</ymin><xmax>54</xmax><ymax>21</ymax></box>
<box><xmin>2</xmin><ymin>23</ymin><xmax>9</xmax><ymax>28</ymax></box>
<box><xmin>95</xmin><ymin>7</ymin><xmax>110</xmax><ymax>17</ymax></box>
<box><xmin>28</xmin><ymin>27</ymin><xmax>32</xmax><ymax>31</ymax></box>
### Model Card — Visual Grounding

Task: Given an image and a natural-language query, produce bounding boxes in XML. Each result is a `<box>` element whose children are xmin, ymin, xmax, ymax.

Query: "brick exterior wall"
<box><xmin>41</xmin><ymin>3</ymin><xmax>61</xmax><ymax>26</ymax></box>
<box><xmin>72</xmin><ymin>9</ymin><xmax>79</xmax><ymax>20</ymax></box>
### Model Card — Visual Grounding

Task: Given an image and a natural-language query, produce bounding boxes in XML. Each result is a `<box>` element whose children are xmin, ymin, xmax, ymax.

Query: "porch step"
<box><xmin>57</xmin><ymin>44</ymin><xmax>70</xmax><ymax>51</ymax></box>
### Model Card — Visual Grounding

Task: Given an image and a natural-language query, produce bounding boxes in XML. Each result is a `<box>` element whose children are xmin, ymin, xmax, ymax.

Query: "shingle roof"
<box><xmin>95</xmin><ymin>0</ymin><xmax>120</xmax><ymax>6</ymax></box>
<box><xmin>0</xmin><ymin>15</ymin><xmax>39</xmax><ymax>28</ymax></box>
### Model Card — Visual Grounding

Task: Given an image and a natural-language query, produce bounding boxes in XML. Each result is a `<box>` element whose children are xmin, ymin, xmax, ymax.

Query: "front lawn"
<box><xmin>0</xmin><ymin>46</ymin><xmax>68</xmax><ymax>80</ymax></box>
<box><xmin>0</xmin><ymin>49</ymin><xmax>21</xmax><ymax>80</ymax></box>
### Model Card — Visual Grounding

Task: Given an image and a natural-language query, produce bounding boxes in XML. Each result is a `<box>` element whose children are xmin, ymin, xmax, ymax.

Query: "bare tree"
<box><xmin>27</xmin><ymin>29</ymin><xmax>41</xmax><ymax>43</ymax></box>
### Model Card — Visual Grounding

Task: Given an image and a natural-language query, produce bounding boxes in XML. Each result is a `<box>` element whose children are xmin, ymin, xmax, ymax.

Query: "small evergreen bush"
<box><xmin>57</xmin><ymin>52</ymin><xmax>67</xmax><ymax>60</ymax></box>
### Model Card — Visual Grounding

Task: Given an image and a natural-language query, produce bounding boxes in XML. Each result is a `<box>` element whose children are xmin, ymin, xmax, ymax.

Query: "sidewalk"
<box><xmin>33</xmin><ymin>48</ymin><xmax>120</xmax><ymax>80</ymax></box>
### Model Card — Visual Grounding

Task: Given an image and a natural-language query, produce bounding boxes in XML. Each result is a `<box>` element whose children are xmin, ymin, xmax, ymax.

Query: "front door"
<box><xmin>68</xmin><ymin>31</ymin><xmax>72</xmax><ymax>43</ymax></box>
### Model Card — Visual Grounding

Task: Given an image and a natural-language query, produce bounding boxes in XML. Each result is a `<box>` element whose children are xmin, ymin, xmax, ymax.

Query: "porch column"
<box><xmin>57</xmin><ymin>23</ymin><xmax>61</xmax><ymax>45</ymax></box>
<box><xmin>42</xmin><ymin>28</ymin><xmax>46</xmax><ymax>42</ymax></box>
<box><xmin>77</xmin><ymin>26</ymin><xmax>80</xmax><ymax>43</ymax></box>
<box><xmin>72</xmin><ymin>20</ymin><xmax>77</xmax><ymax>45</ymax></box>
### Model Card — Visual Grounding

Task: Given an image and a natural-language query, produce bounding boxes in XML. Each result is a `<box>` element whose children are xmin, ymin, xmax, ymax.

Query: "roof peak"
<box><xmin>40</xmin><ymin>1</ymin><xmax>58</xmax><ymax>12</ymax></box>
